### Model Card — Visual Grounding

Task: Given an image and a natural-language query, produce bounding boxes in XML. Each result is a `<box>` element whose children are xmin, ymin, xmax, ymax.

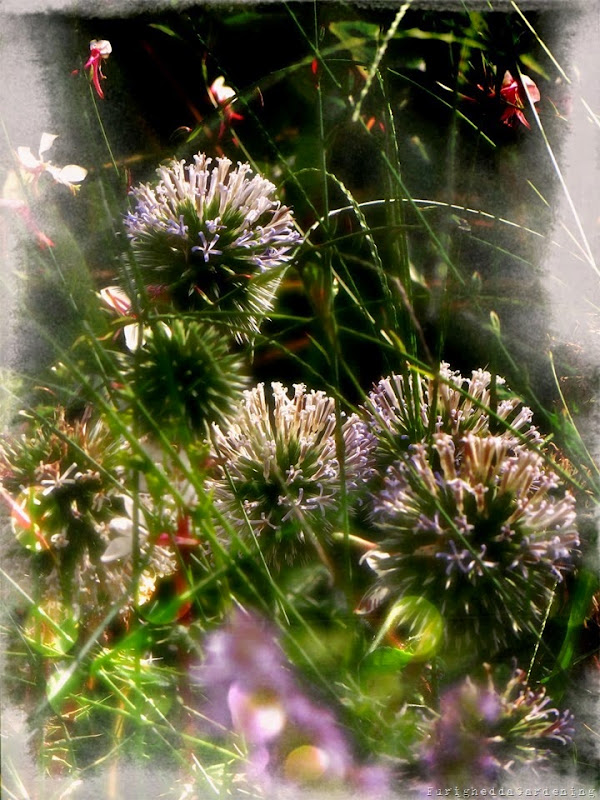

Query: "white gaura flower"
<box><xmin>84</xmin><ymin>39</ymin><xmax>112</xmax><ymax>99</ymax></box>
<box><xmin>101</xmin><ymin>494</ymin><xmax>175</xmax><ymax>578</ymax></box>
<box><xmin>99</xmin><ymin>286</ymin><xmax>145</xmax><ymax>351</ymax></box>
<box><xmin>208</xmin><ymin>77</ymin><xmax>244</xmax><ymax>138</ymax></box>
<box><xmin>209</xmin><ymin>76</ymin><xmax>238</xmax><ymax>108</ymax></box>
<box><xmin>17</xmin><ymin>133</ymin><xmax>87</xmax><ymax>193</ymax></box>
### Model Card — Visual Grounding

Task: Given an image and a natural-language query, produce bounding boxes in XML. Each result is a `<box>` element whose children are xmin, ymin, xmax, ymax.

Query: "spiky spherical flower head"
<box><xmin>0</xmin><ymin>405</ymin><xmax>121</xmax><ymax>537</ymax></box>
<box><xmin>363</xmin><ymin>432</ymin><xmax>579</xmax><ymax>650</ymax></box>
<box><xmin>208</xmin><ymin>383</ymin><xmax>376</xmax><ymax>562</ymax></box>
<box><xmin>120</xmin><ymin>319</ymin><xmax>248</xmax><ymax>437</ymax></box>
<box><xmin>364</xmin><ymin>363</ymin><xmax>541</xmax><ymax>466</ymax></box>
<box><xmin>0</xmin><ymin>408</ymin><xmax>178</xmax><ymax>623</ymax></box>
<box><xmin>0</xmin><ymin>406</ymin><xmax>123</xmax><ymax>492</ymax></box>
<box><xmin>420</xmin><ymin>668</ymin><xmax>574</xmax><ymax>789</ymax></box>
<box><xmin>124</xmin><ymin>153</ymin><xmax>301</xmax><ymax>337</ymax></box>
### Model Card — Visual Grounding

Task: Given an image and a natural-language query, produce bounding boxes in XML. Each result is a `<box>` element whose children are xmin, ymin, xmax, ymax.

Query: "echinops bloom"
<box><xmin>0</xmin><ymin>408</ymin><xmax>175</xmax><ymax>623</ymax></box>
<box><xmin>419</xmin><ymin>668</ymin><xmax>574</xmax><ymax>789</ymax></box>
<box><xmin>208</xmin><ymin>382</ymin><xmax>375</xmax><ymax>562</ymax></box>
<box><xmin>362</xmin><ymin>432</ymin><xmax>579</xmax><ymax>650</ymax></box>
<box><xmin>124</xmin><ymin>153</ymin><xmax>301</xmax><ymax>337</ymax></box>
<box><xmin>118</xmin><ymin>318</ymin><xmax>248</xmax><ymax>436</ymax></box>
<box><xmin>364</xmin><ymin>363</ymin><xmax>541</xmax><ymax>466</ymax></box>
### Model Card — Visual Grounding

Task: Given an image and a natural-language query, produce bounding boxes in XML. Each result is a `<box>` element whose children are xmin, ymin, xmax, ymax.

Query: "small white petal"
<box><xmin>53</xmin><ymin>164</ymin><xmax>88</xmax><ymax>186</ymax></box>
<box><xmin>39</xmin><ymin>132</ymin><xmax>59</xmax><ymax>155</ymax></box>
<box><xmin>90</xmin><ymin>39</ymin><xmax>112</xmax><ymax>57</ymax></box>
<box><xmin>124</xmin><ymin>323</ymin><xmax>144</xmax><ymax>351</ymax></box>
<box><xmin>210</xmin><ymin>76</ymin><xmax>235</xmax><ymax>105</ymax></box>
<box><xmin>109</xmin><ymin>516</ymin><xmax>133</xmax><ymax>536</ymax></box>
<box><xmin>16</xmin><ymin>146</ymin><xmax>41</xmax><ymax>170</ymax></box>
<box><xmin>101</xmin><ymin>534</ymin><xmax>133</xmax><ymax>563</ymax></box>
<box><xmin>99</xmin><ymin>286</ymin><xmax>132</xmax><ymax>316</ymax></box>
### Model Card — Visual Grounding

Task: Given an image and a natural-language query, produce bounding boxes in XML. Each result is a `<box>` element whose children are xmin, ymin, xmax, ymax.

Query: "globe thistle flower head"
<box><xmin>420</xmin><ymin>668</ymin><xmax>574</xmax><ymax>789</ymax></box>
<box><xmin>120</xmin><ymin>318</ymin><xmax>248</xmax><ymax>437</ymax></box>
<box><xmin>364</xmin><ymin>363</ymin><xmax>541</xmax><ymax>466</ymax></box>
<box><xmin>0</xmin><ymin>408</ymin><xmax>178</xmax><ymax>622</ymax></box>
<box><xmin>364</xmin><ymin>432</ymin><xmax>579</xmax><ymax>650</ymax></box>
<box><xmin>0</xmin><ymin>406</ymin><xmax>121</xmax><ymax>553</ymax></box>
<box><xmin>208</xmin><ymin>382</ymin><xmax>376</xmax><ymax>562</ymax></box>
<box><xmin>0</xmin><ymin>406</ymin><xmax>117</xmax><ymax>491</ymax></box>
<box><xmin>124</xmin><ymin>153</ymin><xmax>301</xmax><ymax>338</ymax></box>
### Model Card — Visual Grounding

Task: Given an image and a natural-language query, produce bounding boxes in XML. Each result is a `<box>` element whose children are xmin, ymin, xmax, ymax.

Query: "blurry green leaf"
<box><xmin>11</xmin><ymin>487</ymin><xmax>45</xmax><ymax>553</ymax></box>
<box><xmin>370</xmin><ymin>596</ymin><xmax>443</xmax><ymax>660</ymax></box>
<box><xmin>222</xmin><ymin>11</ymin><xmax>266</xmax><ymax>27</ymax></box>
<box><xmin>519</xmin><ymin>53</ymin><xmax>550</xmax><ymax>80</ymax></box>
<box><xmin>141</xmin><ymin>593</ymin><xmax>191</xmax><ymax>625</ymax></box>
<box><xmin>90</xmin><ymin>627</ymin><xmax>155</xmax><ymax>675</ymax></box>
<box><xmin>148</xmin><ymin>23</ymin><xmax>182</xmax><ymax>40</ymax></box>
<box><xmin>545</xmin><ymin>569</ymin><xmax>599</xmax><ymax>697</ymax></box>
<box><xmin>361</xmin><ymin>646</ymin><xmax>414</xmax><ymax>678</ymax></box>
<box><xmin>395</xmin><ymin>28</ymin><xmax>485</xmax><ymax>50</ymax></box>
<box><xmin>15</xmin><ymin>524</ymin><xmax>45</xmax><ymax>553</ymax></box>
<box><xmin>329</xmin><ymin>20</ymin><xmax>380</xmax><ymax>65</ymax></box>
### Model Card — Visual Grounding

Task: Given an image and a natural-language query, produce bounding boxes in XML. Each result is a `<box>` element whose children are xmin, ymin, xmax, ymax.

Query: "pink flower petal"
<box><xmin>100</xmin><ymin>286</ymin><xmax>132</xmax><ymax>316</ymax></box>
<box><xmin>522</xmin><ymin>74</ymin><xmax>541</xmax><ymax>104</ymax></box>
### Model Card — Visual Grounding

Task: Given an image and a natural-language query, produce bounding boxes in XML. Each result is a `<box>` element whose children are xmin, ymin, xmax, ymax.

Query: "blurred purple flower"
<box><xmin>419</xmin><ymin>668</ymin><xmax>574</xmax><ymax>790</ymax></box>
<box><xmin>192</xmin><ymin>608</ymin><xmax>390</xmax><ymax>795</ymax></box>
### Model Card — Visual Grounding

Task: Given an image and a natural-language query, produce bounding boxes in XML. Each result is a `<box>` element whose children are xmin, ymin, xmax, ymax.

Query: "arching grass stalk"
<box><xmin>519</xmin><ymin>65</ymin><xmax>598</xmax><ymax>277</ymax></box>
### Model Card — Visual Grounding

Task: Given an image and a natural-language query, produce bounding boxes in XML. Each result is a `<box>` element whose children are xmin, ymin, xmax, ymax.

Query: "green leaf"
<box><xmin>148</xmin><ymin>23</ymin><xmax>182</xmax><ymax>40</ymax></box>
<box><xmin>221</xmin><ymin>11</ymin><xmax>266</xmax><ymax>27</ymax></box>
<box><xmin>545</xmin><ymin>569</ymin><xmax>599</xmax><ymax>698</ymax></box>
<box><xmin>140</xmin><ymin>593</ymin><xmax>191</xmax><ymax>625</ymax></box>
<box><xmin>329</xmin><ymin>20</ymin><xmax>380</xmax><ymax>65</ymax></box>
<box><xmin>90</xmin><ymin>627</ymin><xmax>155</xmax><ymax>676</ymax></box>
<box><xmin>361</xmin><ymin>646</ymin><xmax>414</xmax><ymax>678</ymax></box>
<box><xmin>519</xmin><ymin>53</ymin><xmax>550</xmax><ymax>80</ymax></box>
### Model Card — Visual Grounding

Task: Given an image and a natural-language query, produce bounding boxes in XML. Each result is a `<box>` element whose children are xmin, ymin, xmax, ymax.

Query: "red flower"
<box><xmin>84</xmin><ymin>39</ymin><xmax>112</xmax><ymax>99</ymax></box>
<box><xmin>499</xmin><ymin>70</ymin><xmax>540</xmax><ymax>129</ymax></box>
